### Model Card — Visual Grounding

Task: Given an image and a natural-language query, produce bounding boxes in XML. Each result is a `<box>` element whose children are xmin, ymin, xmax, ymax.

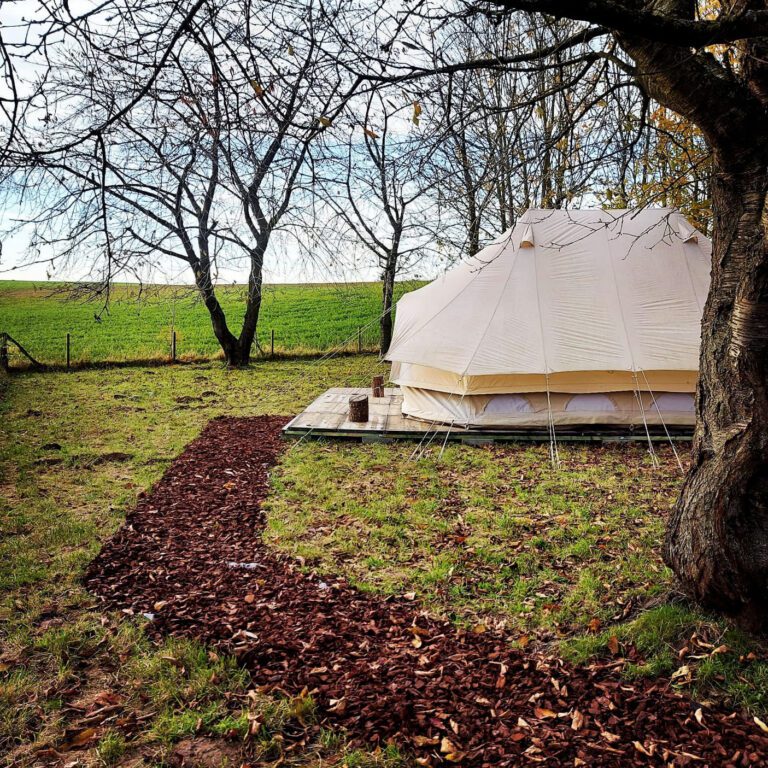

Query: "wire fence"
<box><xmin>0</xmin><ymin>280</ymin><xmax>422</xmax><ymax>370</ymax></box>
<box><xmin>0</xmin><ymin>321</ymin><xmax>385</xmax><ymax>371</ymax></box>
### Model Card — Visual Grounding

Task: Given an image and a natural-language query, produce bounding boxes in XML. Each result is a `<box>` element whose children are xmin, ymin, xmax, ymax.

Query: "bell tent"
<box><xmin>385</xmin><ymin>208</ymin><xmax>711</xmax><ymax>431</ymax></box>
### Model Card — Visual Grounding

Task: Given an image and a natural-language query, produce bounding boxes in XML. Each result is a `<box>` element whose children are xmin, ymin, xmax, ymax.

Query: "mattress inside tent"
<box><xmin>400</xmin><ymin>386</ymin><xmax>695</xmax><ymax>428</ymax></box>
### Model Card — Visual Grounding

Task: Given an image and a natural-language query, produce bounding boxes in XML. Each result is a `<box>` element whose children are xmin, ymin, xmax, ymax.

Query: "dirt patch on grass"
<box><xmin>168</xmin><ymin>737</ymin><xmax>244</xmax><ymax>767</ymax></box>
<box><xmin>85</xmin><ymin>417</ymin><xmax>768</xmax><ymax>766</ymax></box>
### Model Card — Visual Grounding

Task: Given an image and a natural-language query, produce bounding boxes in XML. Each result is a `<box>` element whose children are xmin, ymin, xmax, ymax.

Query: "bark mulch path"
<box><xmin>85</xmin><ymin>416</ymin><xmax>768</xmax><ymax>767</ymax></box>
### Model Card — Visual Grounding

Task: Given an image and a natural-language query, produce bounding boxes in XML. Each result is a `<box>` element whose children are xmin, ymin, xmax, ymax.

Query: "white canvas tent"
<box><xmin>385</xmin><ymin>208</ymin><xmax>711</xmax><ymax>431</ymax></box>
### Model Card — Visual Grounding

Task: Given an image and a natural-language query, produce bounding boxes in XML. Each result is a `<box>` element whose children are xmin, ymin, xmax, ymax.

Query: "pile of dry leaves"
<box><xmin>85</xmin><ymin>416</ymin><xmax>768</xmax><ymax>766</ymax></box>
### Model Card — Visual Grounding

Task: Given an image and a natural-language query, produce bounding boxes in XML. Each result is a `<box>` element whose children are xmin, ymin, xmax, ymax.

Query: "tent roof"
<box><xmin>386</xmin><ymin>208</ymin><xmax>711</xmax><ymax>380</ymax></box>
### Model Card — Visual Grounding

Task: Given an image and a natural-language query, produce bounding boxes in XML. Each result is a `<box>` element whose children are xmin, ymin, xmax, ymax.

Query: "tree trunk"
<box><xmin>380</xmin><ymin>258</ymin><xmax>397</xmax><ymax>355</ymax></box>
<box><xmin>193</xmin><ymin>265</ymin><xmax>244</xmax><ymax>367</ymax></box>
<box><xmin>606</xmin><ymin>13</ymin><xmax>768</xmax><ymax>626</ymax></box>
<box><xmin>664</xmin><ymin>150</ymin><xmax>768</xmax><ymax>627</ymax></box>
<box><xmin>467</xmin><ymin>191</ymin><xmax>481</xmax><ymax>257</ymax></box>
<box><xmin>236</xmin><ymin>243</ymin><xmax>265</xmax><ymax>367</ymax></box>
<box><xmin>381</xmin><ymin>222</ymin><xmax>402</xmax><ymax>356</ymax></box>
<box><xmin>456</xmin><ymin>127</ymin><xmax>481</xmax><ymax>256</ymax></box>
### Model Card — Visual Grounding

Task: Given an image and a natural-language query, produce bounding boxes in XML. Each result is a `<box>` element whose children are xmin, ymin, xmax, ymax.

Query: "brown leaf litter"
<box><xmin>85</xmin><ymin>416</ymin><xmax>768</xmax><ymax>767</ymax></box>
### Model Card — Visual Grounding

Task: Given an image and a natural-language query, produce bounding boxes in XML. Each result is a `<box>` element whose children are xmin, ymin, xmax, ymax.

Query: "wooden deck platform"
<box><xmin>282</xmin><ymin>388</ymin><xmax>691</xmax><ymax>443</ymax></box>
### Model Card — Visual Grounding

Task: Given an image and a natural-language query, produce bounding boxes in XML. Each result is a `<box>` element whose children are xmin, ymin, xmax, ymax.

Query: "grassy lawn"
<box><xmin>265</xmin><ymin>441</ymin><xmax>677</xmax><ymax>634</ymax></box>
<box><xmin>265</xmin><ymin>440</ymin><xmax>768</xmax><ymax>708</ymax></box>
<box><xmin>0</xmin><ymin>280</ymin><xmax>423</xmax><ymax>365</ymax></box>
<box><xmin>1</xmin><ymin>357</ymin><xmax>407</xmax><ymax>767</ymax></box>
<box><xmin>2</xmin><ymin>358</ymin><xmax>768</xmax><ymax>766</ymax></box>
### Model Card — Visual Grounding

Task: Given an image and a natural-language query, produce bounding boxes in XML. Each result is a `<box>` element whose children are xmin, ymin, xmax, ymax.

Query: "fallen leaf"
<box><xmin>754</xmin><ymin>715</ymin><xmax>768</xmax><ymax>733</ymax></box>
<box><xmin>413</xmin><ymin>735</ymin><xmax>439</xmax><ymax>747</ymax></box>
<box><xmin>571</xmin><ymin>709</ymin><xmax>585</xmax><ymax>731</ymax></box>
<box><xmin>440</xmin><ymin>737</ymin><xmax>458</xmax><ymax>754</ymax></box>
<box><xmin>244</xmin><ymin>593</ymin><xmax>255</xmax><ymax>604</ymax></box>
<box><xmin>607</xmin><ymin>635</ymin><xmax>620</xmax><ymax>655</ymax></box>
<box><xmin>327</xmin><ymin>697</ymin><xmax>347</xmax><ymax>714</ymax></box>
<box><xmin>533</xmin><ymin>707</ymin><xmax>557</xmax><ymax>719</ymax></box>
<box><xmin>633</xmin><ymin>741</ymin><xmax>654</xmax><ymax>756</ymax></box>
<box><xmin>671</xmin><ymin>664</ymin><xmax>691</xmax><ymax>682</ymax></box>
<box><xmin>93</xmin><ymin>691</ymin><xmax>121</xmax><ymax>707</ymax></box>
<box><xmin>62</xmin><ymin>727</ymin><xmax>97</xmax><ymax>750</ymax></box>
<box><xmin>695</xmin><ymin>707</ymin><xmax>705</xmax><ymax>726</ymax></box>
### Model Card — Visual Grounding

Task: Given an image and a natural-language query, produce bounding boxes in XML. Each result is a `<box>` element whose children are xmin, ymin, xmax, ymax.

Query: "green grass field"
<box><xmin>0</xmin><ymin>280</ymin><xmax>424</xmax><ymax>365</ymax></box>
<box><xmin>3</xmin><ymin>359</ymin><xmax>768</xmax><ymax>766</ymax></box>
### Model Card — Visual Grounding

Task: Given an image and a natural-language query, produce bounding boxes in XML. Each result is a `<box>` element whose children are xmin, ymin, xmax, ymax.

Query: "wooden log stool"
<box><xmin>349</xmin><ymin>393</ymin><xmax>369</xmax><ymax>423</ymax></box>
<box><xmin>372</xmin><ymin>375</ymin><xmax>385</xmax><ymax>398</ymax></box>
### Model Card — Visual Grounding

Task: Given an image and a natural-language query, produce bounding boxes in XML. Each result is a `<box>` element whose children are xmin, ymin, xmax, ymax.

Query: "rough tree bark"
<box><xmin>235</xmin><ymin>244</ymin><xmax>266</xmax><ymax>367</ymax></box>
<box><xmin>664</xmin><ymin>150</ymin><xmax>768</xmax><ymax>625</ymax></box>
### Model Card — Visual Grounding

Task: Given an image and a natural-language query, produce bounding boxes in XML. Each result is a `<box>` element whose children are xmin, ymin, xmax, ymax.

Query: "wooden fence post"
<box><xmin>171</xmin><ymin>330</ymin><xmax>177</xmax><ymax>362</ymax></box>
<box><xmin>357</xmin><ymin>326</ymin><xmax>362</xmax><ymax>353</ymax></box>
<box><xmin>66</xmin><ymin>333</ymin><xmax>71</xmax><ymax>371</ymax></box>
<box><xmin>271</xmin><ymin>329</ymin><xmax>275</xmax><ymax>357</ymax></box>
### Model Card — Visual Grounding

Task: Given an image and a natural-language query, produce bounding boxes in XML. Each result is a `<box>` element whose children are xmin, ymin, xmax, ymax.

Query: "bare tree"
<box><xmin>419</xmin><ymin>10</ymin><xmax>646</xmax><ymax>248</ymax></box>
<box><xmin>426</xmin><ymin>66</ymin><xmax>500</xmax><ymax>255</ymax></box>
<box><xmin>321</xmin><ymin>92</ymin><xmax>443</xmax><ymax>352</ymax></box>
<box><xmin>2</xmin><ymin>0</ymin><xmax>362</xmax><ymax>366</ymax></box>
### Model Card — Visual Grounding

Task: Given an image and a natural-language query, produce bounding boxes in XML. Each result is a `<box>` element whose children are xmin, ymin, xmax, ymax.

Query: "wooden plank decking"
<box><xmin>282</xmin><ymin>387</ymin><xmax>690</xmax><ymax>443</ymax></box>
<box><xmin>282</xmin><ymin>387</ymin><xmax>448</xmax><ymax>440</ymax></box>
